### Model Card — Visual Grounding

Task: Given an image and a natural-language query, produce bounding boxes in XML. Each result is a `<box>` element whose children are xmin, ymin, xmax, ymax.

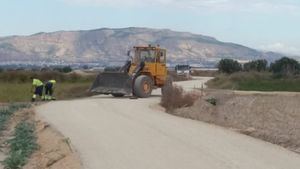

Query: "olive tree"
<box><xmin>244</xmin><ymin>59</ymin><xmax>267</xmax><ymax>72</ymax></box>
<box><xmin>270</xmin><ymin>57</ymin><xmax>300</xmax><ymax>76</ymax></box>
<box><xmin>218</xmin><ymin>59</ymin><xmax>242</xmax><ymax>74</ymax></box>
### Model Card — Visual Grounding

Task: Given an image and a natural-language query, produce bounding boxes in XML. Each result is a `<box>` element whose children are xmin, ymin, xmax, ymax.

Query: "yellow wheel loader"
<box><xmin>90</xmin><ymin>45</ymin><xmax>172</xmax><ymax>98</ymax></box>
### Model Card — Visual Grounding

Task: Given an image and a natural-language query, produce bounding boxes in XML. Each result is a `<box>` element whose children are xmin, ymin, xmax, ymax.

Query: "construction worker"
<box><xmin>30</xmin><ymin>77</ymin><xmax>44</xmax><ymax>102</ymax></box>
<box><xmin>44</xmin><ymin>80</ymin><xmax>56</xmax><ymax>100</ymax></box>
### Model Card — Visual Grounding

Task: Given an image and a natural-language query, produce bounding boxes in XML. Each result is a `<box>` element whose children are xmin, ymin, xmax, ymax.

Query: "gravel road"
<box><xmin>36</xmin><ymin>77</ymin><xmax>300</xmax><ymax>169</ymax></box>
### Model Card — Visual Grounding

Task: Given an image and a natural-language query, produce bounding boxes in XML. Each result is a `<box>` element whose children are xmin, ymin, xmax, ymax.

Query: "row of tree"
<box><xmin>218</xmin><ymin>57</ymin><xmax>300</xmax><ymax>76</ymax></box>
<box><xmin>0</xmin><ymin>66</ymin><xmax>73</xmax><ymax>73</ymax></box>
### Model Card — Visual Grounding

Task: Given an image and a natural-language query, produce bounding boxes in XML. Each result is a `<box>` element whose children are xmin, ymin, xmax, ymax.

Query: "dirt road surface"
<box><xmin>36</xmin><ymin>77</ymin><xmax>300</xmax><ymax>169</ymax></box>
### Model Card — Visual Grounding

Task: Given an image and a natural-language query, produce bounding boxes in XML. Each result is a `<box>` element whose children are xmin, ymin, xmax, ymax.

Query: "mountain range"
<box><xmin>0</xmin><ymin>27</ymin><xmax>285</xmax><ymax>65</ymax></box>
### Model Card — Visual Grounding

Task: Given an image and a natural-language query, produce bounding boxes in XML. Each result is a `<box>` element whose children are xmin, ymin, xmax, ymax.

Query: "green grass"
<box><xmin>0</xmin><ymin>103</ymin><xmax>35</xmax><ymax>169</ymax></box>
<box><xmin>237</xmin><ymin>79</ymin><xmax>300</xmax><ymax>91</ymax></box>
<box><xmin>0</xmin><ymin>104</ymin><xmax>30</xmax><ymax>134</ymax></box>
<box><xmin>207</xmin><ymin>72</ymin><xmax>300</xmax><ymax>92</ymax></box>
<box><xmin>0</xmin><ymin>71</ymin><xmax>95</xmax><ymax>102</ymax></box>
<box><xmin>0</xmin><ymin>108</ymin><xmax>13</xmax><ymax>133</ymax></box>
<box><xmin>0</xmin><ymin>82</ymin><xmax>92</xmax><ymax>102</ymax></box>
<box><xmin>0</xmin><ymin>83</ymin><xmax>32</xmax><ymax>102</ymax></box>
<box><xmin>3</xmin><ymin>122</ymin><xmax>38</xmax><ymax>169</ymax></box>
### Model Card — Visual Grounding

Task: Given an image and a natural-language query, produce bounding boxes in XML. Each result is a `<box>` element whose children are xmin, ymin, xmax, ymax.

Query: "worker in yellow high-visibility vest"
<box><xmin>44</xmin><ymin>80</ymin><xmax>56</xmax><ymax>100</ymax></box>
<box><xmin>30</xmin><ymin>77</ymin><xmax>44</xmax><ymax>102</ymax></box>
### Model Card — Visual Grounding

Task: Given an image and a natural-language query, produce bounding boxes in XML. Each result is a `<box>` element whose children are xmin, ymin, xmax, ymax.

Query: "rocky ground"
<box><xmin>174</xmin><ymin>89</ymin><xmax>300</xmax><ymax>153</ymax></box>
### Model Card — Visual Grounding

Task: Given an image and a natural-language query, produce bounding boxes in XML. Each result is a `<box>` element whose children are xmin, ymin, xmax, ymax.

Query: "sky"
<box><xmin>1</xmin><ymin>0</ymin><xmax>300</xmax><ymax>55</ymax></box>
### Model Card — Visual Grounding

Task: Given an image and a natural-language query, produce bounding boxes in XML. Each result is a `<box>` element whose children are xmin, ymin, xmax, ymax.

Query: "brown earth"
<box><xmin>24</xmin><ymin>117</ymin><xmax>82</xmax><ymax>169</ymax></box>
<box><xmin>173</xmin><ymin>89</ymin><xmax>300</xmax><ymax>153</ymax></box>
<box><xmin>0</xmin><ymin>106</ymin><xmax>82</xmax><ymax>169</ymax></box>
<box><xmin>0</xmin><ymin>107</ymin><xmax>34</xmax><ymax>166</ymax></box>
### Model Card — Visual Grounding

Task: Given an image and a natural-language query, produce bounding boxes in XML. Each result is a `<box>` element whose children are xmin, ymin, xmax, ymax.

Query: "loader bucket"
<box><xmin>90</xmin><ymin>72</ymin><xmax>132</xmax><ymax>95</ymax></box>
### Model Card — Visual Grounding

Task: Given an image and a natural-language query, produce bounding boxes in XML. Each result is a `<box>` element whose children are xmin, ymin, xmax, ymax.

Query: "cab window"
<box><xmin>140</xmin><ymin>50</ymin><xmax>156</xmax><ymax>62</ymax></box>
<box><xmin>159</xmin><ymin>50</ymin><xmax>166</xmax><ymax>63</ymax></box>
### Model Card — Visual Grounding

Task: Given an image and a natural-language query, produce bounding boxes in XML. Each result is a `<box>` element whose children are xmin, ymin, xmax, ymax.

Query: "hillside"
<box><xmin>0</xmin><ymin>27</ymin><xmax>283</xmax><ymax>64</ymax></box>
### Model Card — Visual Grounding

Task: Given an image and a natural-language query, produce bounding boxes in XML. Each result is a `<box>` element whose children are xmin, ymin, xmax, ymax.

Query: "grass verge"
<box><xmin>0</xmin><ymin>104</ymin><xmax>30</xmax><ymax>134</ymax></box>
<box><xmin>1</xmin><ymin>105</ymin><xmax>81</xmax><ymax>169</ymax></box>
<box><xmin>0</xmin><ymin>70</ymin><xmax>96</xmax><ymax>102</ymax></box>
<box><xmin>207</xmin><ymin>72</ymin><xmax>300</xmax><ymax>92</ymax></box>
<box><xmin>3</xmin><ymin>122</ymin><xmax>38</xmax><ymax>169</ymax></box>
<box><xmin>0</xmin><ymin>82</ymin><xmax>92</xmax><ymax>102</ymax></box>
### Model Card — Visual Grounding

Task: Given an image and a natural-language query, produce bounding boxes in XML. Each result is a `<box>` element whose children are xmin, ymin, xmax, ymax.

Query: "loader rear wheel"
<box><xmin>112</xmin><ymin>93</ymin><xmax>125</xmax><ymax>97</ymax></box>
<box><xmin>134</xmin><ymin>75</ymin><xmax>153</xmax><ymax>98</ymax></box>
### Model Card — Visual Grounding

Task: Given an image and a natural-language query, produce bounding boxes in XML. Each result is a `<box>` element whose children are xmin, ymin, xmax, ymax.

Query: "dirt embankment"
<box><xmin>0</xmin><ymin>107</ymin><xmax>82</xmax><ymax>169</ymax></box>
<box><xmin>173</xmin><ymin>90</ymin><xmax>300</xmax><ymax>153</ymax></box>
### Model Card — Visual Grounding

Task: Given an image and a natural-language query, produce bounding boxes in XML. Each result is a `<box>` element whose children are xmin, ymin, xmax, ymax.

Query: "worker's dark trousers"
<box><xmin>32</xmin><ymin>85</ymin><xmax>43</xmax><ymax>102</ymax></box>
<box><xmin>45</xmin><ymin>82</ymin><xmax>53</xmax><ymax>100</ymax></box>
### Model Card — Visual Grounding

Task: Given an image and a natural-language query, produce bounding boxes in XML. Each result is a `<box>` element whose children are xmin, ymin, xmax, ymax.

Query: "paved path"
<box><xmin>36</xmin><ymin>77</ymin><xmax>300</xmax><ymax>169</ymax></box>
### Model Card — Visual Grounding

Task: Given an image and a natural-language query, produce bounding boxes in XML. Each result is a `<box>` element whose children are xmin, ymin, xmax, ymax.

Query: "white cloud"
<box><xmin>63</xmin><ymin>0</ymin><xmax>300</xmax><ymax>13</ymax></box>
<box><xmin>260</xmin><ymin>43</ymin><xmax>300</xmax><ymax>56</ymax></box>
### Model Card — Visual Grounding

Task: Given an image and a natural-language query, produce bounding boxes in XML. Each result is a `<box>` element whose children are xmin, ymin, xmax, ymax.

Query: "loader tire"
<box><xmin>134</xmin><ymin>75</ymin><xmax>153</xmax><ymax>98</ymax></box>
<box><xmin>112</xmin><ymin>93</ymin><xmax>125</xmax><ymax>97</ymax></box>
<box><xmin>161</xmin><ymin>76</ymin><xmax>173</xmax><ymax>96</ymax></box>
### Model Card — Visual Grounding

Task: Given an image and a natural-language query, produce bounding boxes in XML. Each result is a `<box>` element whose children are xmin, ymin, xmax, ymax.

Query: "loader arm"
<box><xmin>90</xmin><ymin>45</ymin><xmax>169</xmax><ymax>98</ymax></box>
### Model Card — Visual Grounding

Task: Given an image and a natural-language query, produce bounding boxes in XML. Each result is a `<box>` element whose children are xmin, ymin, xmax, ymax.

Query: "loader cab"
<box><xmin>128</xmin><ymin>46</ymin><xmax>167</xmax><ymax>87</ymax></box>
<box><xmin>131</xmin><ymin>46</ymin><xmax>166</xmax><ymax>64</ymax></box>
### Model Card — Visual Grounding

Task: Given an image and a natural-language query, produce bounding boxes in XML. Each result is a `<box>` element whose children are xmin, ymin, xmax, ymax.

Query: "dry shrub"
<box><xmin>160</xmin><ymin>85</ymin><xmax>199</xmax><ymax>112</ymax></box>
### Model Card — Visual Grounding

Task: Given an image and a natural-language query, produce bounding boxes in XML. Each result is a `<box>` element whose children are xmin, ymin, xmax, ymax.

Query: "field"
<box><xmin>0</xmin><ymin>82</ymin><xmax>92</xmax><ymax>102</ymax></box>
<box><xmin>207</xmin><ymin>72</ymin><xmax>300</xmax><ymax>92</ymax></box>
<box><xmin>0</xmin><ymin>71</ymin><xmax>96</xmax><ymax>102</ymax></box>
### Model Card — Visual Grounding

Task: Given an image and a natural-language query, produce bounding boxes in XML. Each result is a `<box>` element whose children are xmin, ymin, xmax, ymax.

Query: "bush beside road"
<box><xmin>207</xmin><ymin>72</ymin><xmax>300</xmax><ymax>92</ymax></box>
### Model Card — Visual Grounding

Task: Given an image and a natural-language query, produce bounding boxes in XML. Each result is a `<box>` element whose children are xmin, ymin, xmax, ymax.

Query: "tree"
<box><xmin>62</xmin><ymin>66</ymin><xmax>72</xmax><ymax>73</ymax></box>
<box><xmin>82</xmin><ymin>65</ymin><xmax>89</xmax><ymax>70</ymax></box>
<box><xmin>244</xmin><ymin>59</ymin><xmax>267</xmax><ymax>72</ymax></box>
<box><xmin>270</xmin><ymin>57</ymin><xmax>300</xmax><ymax>76</ymax></box>
<box><xmin>218</xmin><ymin>59</ymin><xmax>242</xmax><ymax>74</ymax></box>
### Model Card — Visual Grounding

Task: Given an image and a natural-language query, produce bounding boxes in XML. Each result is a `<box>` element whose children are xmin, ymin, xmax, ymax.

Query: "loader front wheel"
<box><xmin>134</xmin><ymin>75</ymin><xmax>153</xmax><ymax>98</ymax></box>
